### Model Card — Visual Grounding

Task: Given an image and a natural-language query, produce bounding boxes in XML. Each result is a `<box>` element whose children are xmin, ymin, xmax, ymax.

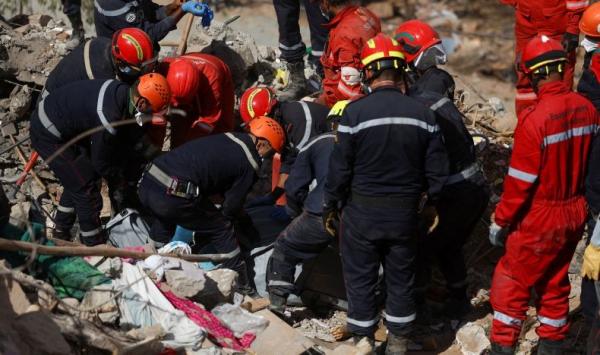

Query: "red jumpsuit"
<box><xmin>159</xmin><ymin>53</ymin><xmax>235</xmax><ymax>148</ymax></box>
<box><xmin>490</xmin><ymin>81</ymin><xmax>599</xmax><ymax>346</ymax></box>
<box><xmin>500</xmin><ymin>0</ymin><xmax>587</xmax><ymax>115</ymax></box>
<box><xmin>319</xmin><ymin>6</ymin><xmax>380</xmax><ymax>108</ymax></box>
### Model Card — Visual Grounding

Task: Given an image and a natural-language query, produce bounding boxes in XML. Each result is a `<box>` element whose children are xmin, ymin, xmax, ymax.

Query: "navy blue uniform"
<box><xmin>45</xmin><ymin>37</ymin><xmax>116</xmax><ymax>94</ymax></box>
<box><xmin>324</xmin><ymin>86</ymin><xmax>448</xmax><ymax>337</ymax></box>
<box><xmin>409</xmin><ymin>67</ymin><xmax>456</xmax><ymax>100</ymax></box>
<box><xmin>409</xmin><ymin>83</ymin><xmax>489</xmax><ymax>313</ymax></box>
<box><xmin>94</xmin><ymin>0</ymin><xmax>176</xmax><ymax>43</ymax></box>
<box><xmin>30</xmin><ymin>79</ymin><xmax>131</xmax><ymax>244</ymax></box>
<box><xmin>267</xmin><ymin>133</ymin><xmax>336</xmax><ymax>299</ymax></box>
<box><xmin>276</xmin><ymin>100</ymin><xmax>330</xmax><ymax>174</ymax></box>
<box><xmin>138</xmin><ymin>132</ymin><xmax>261</xmax><ymax>271</ymax></box>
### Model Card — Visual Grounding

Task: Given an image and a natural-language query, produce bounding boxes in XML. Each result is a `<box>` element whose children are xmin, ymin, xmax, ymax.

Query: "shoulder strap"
<box><xmin>84</xmin><ymin>40</ymin><xmax>95</xmax><ymax>80</ymax></box>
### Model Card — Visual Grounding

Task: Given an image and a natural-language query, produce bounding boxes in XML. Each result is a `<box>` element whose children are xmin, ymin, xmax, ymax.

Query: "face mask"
<box><xmin>414</xmin><ymin>44</ymin><xmax>448</xmax><ymax>71</ymax></box>
<box><xmin>581</xmin><ymin>37</ymin><xmax>600</xmax><ymax>53</ymax></box>
<box><xmin>135</xmin><ymin>110</ymin><xmax>152</xmax><ymax>126</ymax></box>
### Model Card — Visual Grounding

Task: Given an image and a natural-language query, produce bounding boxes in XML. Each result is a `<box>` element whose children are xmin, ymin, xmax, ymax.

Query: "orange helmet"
<box><xmin>361</xmin><ymin>33</ymin><xmax>406</xmax><ymax>72</ymax></box>
<box><xmin>240</xmin><ymin>87</ymin><xmax>278</xmax><ymax>123</ymax></box>
<box><xmin>247</xmin><ymin>116</ymin><xmax>286</xmax><ymax>153</ymax></box>
<box><xmin>166</xmin><ymin>59</ymin><xmax>200</xmax><ymax>107</ymax></box>
<box><xmin>112</xmin><ymin>28</ymin><xmax>156</xmax><ymax>74</ymax></box>
<box><xmin>521</xmin><ymin>35</ymin><xmax>567</xmax><ymax>75</ymax></box>
<box><xmin>137</xmin><ymin>73</ymin><xmax>171</xmax><ymax>112</ymax></box>
<box><xmin>580</xmin><ymin>2</ymin><xmax>600</xmax><ymax>37</ymax></box>
<box><xmin>394</xmin><ymin>20</ymin><xmax>442</xmax><ymax>63</ymax></box>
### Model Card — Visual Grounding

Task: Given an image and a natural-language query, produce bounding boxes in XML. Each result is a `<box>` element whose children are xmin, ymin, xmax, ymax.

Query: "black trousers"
<box><xmin>417</xmin><ymin>179</ymin><xmax>490</xmax><ymax>299</ymax></box>
<box><xmin>31</xmin><ymin>116</ymin><xmax>103</xmax><ymax>240</ymax></box>
<box><xmin>137</xmin><ymin>174</ymin><xmax>242</xmax><ymax>271</ymax></box>
<box><xmin>273</xmin><ymin>0</ymin><xmax>329</xmax><ymax>64</ymax></box>
<box><xmin>267</xmin><ymin>211</ymin><xmax>332</xmax><ymax>297</ymax></box>
<box><xmin>341</xmin><ymin>202</ymin><xmax>418</xmax><ymax>337</ymax></box>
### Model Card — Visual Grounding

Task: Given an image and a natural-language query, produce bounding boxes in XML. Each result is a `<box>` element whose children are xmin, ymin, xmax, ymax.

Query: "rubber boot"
<box><xmin>537</xmin><ymin>339</ymin><xmax>564</xmax><ymax>355</ymax></box>
<box><xmin>489</xmin><ymin>343</ymin><xmax>515</xmax><ymax>355</ymax></box>
<box><xmin>268</xmin><ymin>292</ymin><xmax>287</xmax><ymax>314</ymax></box>
<box><xmin>66</xmin><ymin>14</ymin><xmax>84</xmax><ymax>50</ymax></box>
<box><xmin>385</xmin><ymin>333</ymin><xmax>408</xmax><ymax>355</ymax></box>
<box><xmin>79</xmin><ymin>230</ymin><xmax>108</xmax><ymax>246</ymax></box>
<box><xmin>234</xmin><ymin>261</ymin><xmax>258</xmax><ymax>297</ymax></box>
<box><xmin>278</xmin><ymin>61</ymin><xmax>308</xmax><ymax>101</ymax></box>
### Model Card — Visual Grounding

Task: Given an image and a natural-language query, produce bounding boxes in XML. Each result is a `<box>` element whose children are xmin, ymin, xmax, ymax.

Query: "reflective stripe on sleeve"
<box><xmin>507</xmin><ymin>167</ymin><xmax>537</xmax><ymax>183</ymax></box>
<box><xmin>542</xmin><ymin>124</ymin><xmax>598</xmax><ymax>148</ymax></box>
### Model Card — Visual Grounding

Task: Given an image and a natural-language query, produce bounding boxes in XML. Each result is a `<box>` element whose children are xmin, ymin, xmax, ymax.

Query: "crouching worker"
<box><xmin>137</xmin><ymin>117</ymin><xmax>285</xmax><ymax>284</ymax></box>
<box><xmin>266</xmin><ymin>102</ymin><xmax>345</xmax><ymax>312</ymax></box>
<box><xmin>30</xmin><ymin>73</ymin><xmax>171</xmax><ymax>246</ymax></box>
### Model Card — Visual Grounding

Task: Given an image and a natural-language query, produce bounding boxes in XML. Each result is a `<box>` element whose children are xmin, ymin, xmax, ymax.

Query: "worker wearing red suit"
<box><xmin>318</xmin><ymin>0</ymin><xmax>380</xmax><ymax>107</ymax></box>
<box><xmin>500</xmin><ymin>0</ymin><xmax>588</xmax><ymax>115</ymax></box>
<box><xmin>159</xmin><ymin>53</ymin><xmax>235</xmax><ymax>148</ymax></box>
<box><xmin>487</xmin><ymin>35</ymin><xmax>599</xmax><ymax>354</ymax></box>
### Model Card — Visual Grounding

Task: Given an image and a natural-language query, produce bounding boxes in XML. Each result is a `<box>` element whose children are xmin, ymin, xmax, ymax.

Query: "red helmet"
<box><xmin>240</xmin><ymin>87</ymin><xmax>278</xmax><ymax>124</ymax></box>
<box><xmin>360</xmin><ymin>33</ymin><xmax>406</xmax><ymax>70</ymax></box>
<box><xmin>112</xmin><ymin>28</ymin><xmax>156</xmax><ymax>73</ymax></box>
<box><xmin>394</xmin><ymin>20</ymin><xmax>442</xmax><ymax>63</ymax></box>
<box><xmin>137</xmin><ymin>73</ymin><xmax>171</xmax><ymax>112</ymax></box>
<box><xmin>247</xmin><ymin>116</ymin><xmax>286</xmax><ymax>153</ymax></box>
<box><xmin>166</xmin><ymin>58</ymin><xmax>200</xmax><ymax>107</ymax></box>
<box><xmin>521</xmin><ymin>34</ymin><xmax>567</xmax><ymax>75</ymax></box>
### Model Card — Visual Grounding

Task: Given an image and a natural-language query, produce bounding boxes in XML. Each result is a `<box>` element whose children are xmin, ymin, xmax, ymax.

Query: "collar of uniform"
<box><xmin>324</xmin><ymin>5</ymin><xmax>359</xmax><ymax>29</ymax></box>
<box><xmin>231</xmin><ymin>132</ymin><xmax>262</xmax><ymax>170</ymax></box>
<box><xmin>371</xmin><ymin>85</ymin><xmax>403</xmax><ymax>94</ymax></box>
<box><xmin>537</xmin><ymin>80</ymin><xmax>570</xmax><ymax>98</ymax></box>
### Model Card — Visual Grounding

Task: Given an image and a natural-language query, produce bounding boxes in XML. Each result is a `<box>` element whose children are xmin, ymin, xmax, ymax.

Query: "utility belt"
<box><xmin>145</xmin><ymin>164</ymin><xmax>200</xmax><ymax>200</ymax></box>
<box><xmin>446</xmin><ymin>163</ymin><xmax>482</xmax><ymax>185</ymax></box>
<box><xmin>350</xmin><ymin>192</ymin><xmax>419</xmax><ymax>210</ymax></box>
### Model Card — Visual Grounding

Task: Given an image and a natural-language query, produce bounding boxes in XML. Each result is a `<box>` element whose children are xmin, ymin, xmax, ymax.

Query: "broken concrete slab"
<box><xmin>456</xmin><ymin>322</ymin><xmax>491</xmax><ymax>355</ymax></box>
<box><xmin>165</xmin><ymin>265</ymin><xmax>206</xmax><ymax>299</ymax></box>
<box><xmin>251</xmin><ymin>309</ymin><xmax>317</xmax><ymax>354</ymax></box>
<box><xmin>194</xmin><ymin>268</ymin><xmax>237</xmax><ymax>308</ymax></box>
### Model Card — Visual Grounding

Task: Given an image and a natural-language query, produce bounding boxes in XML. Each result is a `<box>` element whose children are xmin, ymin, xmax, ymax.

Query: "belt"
<box><xmin>351</xmin><ymin>192</ymin><xmax>418</xmax><ymax>209</ymax></box>
<box><xmin>146</xmin><ymin>164</ymin><xmax>200</xmax><ymax>199</ymax></box>
<box><xmin>37</xmin><ymin>99</ymin><xmax>62</xmax><ymax>140</ymax></box>
<box><xmin>446</xmin><ymin>163</ymin><xmax>481</xmax><ymax>185</ymax></box>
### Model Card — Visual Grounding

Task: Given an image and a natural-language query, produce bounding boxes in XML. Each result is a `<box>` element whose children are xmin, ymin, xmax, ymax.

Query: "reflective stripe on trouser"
<box><xmin>266</xmin><ymin>212</ymin><xmax>333</xmax><ymax>297</ymax></box>
<box><xmin>341</xmin><ymin>203</ymin><xmax>417</xmax><ymax>337</ymax></box>
<box><xmin>514</xmin><ymin>23</ymin><xmax>576</xmax><ymax>116</ymax></box>
<box><xmin>490</xmin><ymin>198</ymin><xmax>586</xmax><ymax>346</ymax></box>
<box><xmin>137</xmin><ymin>176</ymin><xmax>243</xmax><ymax>272</ymax></box>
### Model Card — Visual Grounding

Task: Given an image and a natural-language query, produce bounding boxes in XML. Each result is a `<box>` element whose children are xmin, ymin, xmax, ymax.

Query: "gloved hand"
<box><xmin>270</xmin><ymin>205</ymin><xmax>292</xmax><ymax>222</ymax></box>
<box><xmin>581</xmin><ymin>244</ymin><xmax>600</xmax><ymax>280</ymax></box>
<box><xmin>200</xmin><ymin>7</ymin><xmax>213</xmax><ymax>27</ymax></box>
<box><xmin>489</xmin><ymin>222</ymin><xmax>509</xmax><ymax>247</ymax></box>
<box><xmin>322</xmin><ymin>202</ymin><xmax>339</xmax><ymax>237</ymax></box>
<box><xmin>181</xmin><ymin>1</ymin><xmax>210</xmax><ymax>17</ymax></box>
<box><xmin>562</xmin><ymin>32</ymin><xmax>579</xmax><ymax>53</ymax></box>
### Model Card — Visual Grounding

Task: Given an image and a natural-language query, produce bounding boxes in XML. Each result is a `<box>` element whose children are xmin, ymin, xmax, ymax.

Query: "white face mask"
<box><xmin>581</xmin><ymin>37</ymin><xmax>600</xmax><ymax>53</ymax></box>
<box><xmin>135</xmin><ymin>110</ymin><xmax>152</xmax><ymax>126</ymax></box>
<box><xmin>414</xmin><ymin>44</ymin><xmax>448</xmax><ymax>70</ymax></box>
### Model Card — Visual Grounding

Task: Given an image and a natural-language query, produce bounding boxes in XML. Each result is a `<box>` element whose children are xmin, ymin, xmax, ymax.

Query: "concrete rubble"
<box><xmin>455</xmin><ymin>322</ymin><xmax>491</xmax><ymax>355</ymax></box>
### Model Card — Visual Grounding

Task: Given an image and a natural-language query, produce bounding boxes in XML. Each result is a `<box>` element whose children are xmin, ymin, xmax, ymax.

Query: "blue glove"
<box><xmin>181</xmin><ymin>1</ymin><xmax>209</xmax><ymax>17</ymax></box>
<box><xmin>270</xmin><ymin>205</ymin><xmax>292</xmax><ymax>222</ymax></box>
<box><xmin>200</xmin><ymin>7</ymin><xmax>213</xmax><ymax>28</ymax></box>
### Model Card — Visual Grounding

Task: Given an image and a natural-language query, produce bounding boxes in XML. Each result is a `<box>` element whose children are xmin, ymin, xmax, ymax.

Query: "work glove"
<box><xmin>581</xmin><ymin>244</ymin><xmax>600</xmax><ymax>280</ymax></box>
<box><xmin>181</xmin><ymin>1</ymin><xmax>213</xmax><ymax>27</ymax></box>
<box><xmin>489</xmin><ymin>222</ymin><xmax>509</xmax><ymax>248</ymax></box>
<box><xmin>562</xmin><ymin>32</ymin><xmax>579</xmax><ymax>53</ymax></box>
<box><xmin>322</xmin><ymin>202</ymin><xmax>340</xmax><ymax>237</ymax></box>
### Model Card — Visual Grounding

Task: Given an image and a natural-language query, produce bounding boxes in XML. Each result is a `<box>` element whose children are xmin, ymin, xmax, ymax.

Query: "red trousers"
<box><xmin>490</xmin><ymin>197</ymin><xmax>587</xmax><ymax>346</ymax></box>
<box><xmin>514</xmin><ymin>12</ymin><xmax>576</xmax><ymax>115</ymax></box>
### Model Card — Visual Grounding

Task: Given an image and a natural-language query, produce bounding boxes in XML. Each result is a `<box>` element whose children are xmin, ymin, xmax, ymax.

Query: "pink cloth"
<box><xmin>159</xmin><ymin>284</ymin><xmax>255</xmax><ymax>350</ymax></box>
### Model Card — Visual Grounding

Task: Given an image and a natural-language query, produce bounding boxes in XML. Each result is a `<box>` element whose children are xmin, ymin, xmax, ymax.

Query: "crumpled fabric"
<box><xmin>159</xmin><ymin>285</ymin><xmax>256</xmax><ymax>350</ymax></box>
<box><xmin>139</xmin><ymin>255</ymin><xmax>183</xmax><ymax>281</ymax></box>
<box><xmin>159</xmin><ymin>241</ymin><xmax>192</xmax><ymax>255</ymax></box>
<box><xmin>116</xmin><ymin>262</ymin><xmax>205</xmax><ymax>349</ymax></box>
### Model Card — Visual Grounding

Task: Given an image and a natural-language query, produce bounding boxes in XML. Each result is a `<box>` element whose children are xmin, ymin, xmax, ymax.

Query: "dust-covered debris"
<box><xmin>294</xmin><ymin>310</ymin><xmax>347</xmax><ymax>342</ymax></box>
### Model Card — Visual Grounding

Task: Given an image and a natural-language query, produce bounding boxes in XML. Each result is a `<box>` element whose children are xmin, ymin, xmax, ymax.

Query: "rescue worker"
<box><xmin>394</xmin><ymin>20</ymin><xmax>455</xmax><ymax>99</ymax></box>
<box><xmin>30</xmin><ymin>73</ymin><xmax>171</xmax><ymax>245</ymax></box>
<box><xmin>61</xmin><ymin>0</ymin><xmax>84</xmax><ymax>49</ymax></box>
<box><xmin>323</xmin><ymin>34</ymin><xmax>448</xmax><ymax>353</ymax></box>
<box><xmin>488</xmin><ymin>35</ymin><xmax>599</xmax><ymax>354</ymax></box>
<box><xmin>94</xmin><ymin>0</ymin><xmax>213</xmax><ymax>43</ymax></box>
<box><xmin>396</xmin><ymin>19</ymin><xmax>490</xmax><ymax>320</ymax></box>
<box><xmin>266</xmin><ymin>103</ymin><xmax>346</xmax><ymax>311</ymax></box>
<box><xmin>240</xmin><ymin>87</ymin><xmax>330</xmax><ymax>212</ymax></box>
<box><xmin>578</xmin><ymin>1</ymin><xmax>600</xmax><ymax>110</ymax></box>
<box><xmin>273</xmin><ymin>0</ymin><xmax>329</xmax><ymax>99</ymax></box>
<box><xmin>156</xmin><ymin>52</ymin><xmax>235</xmax><ymax>148</ymax></box>
<box><xmin>318</xmin><ymin>0</ymin><xmax>380</xmax><ymax>107</ymax></box>
<box><xmin>500</xmin><ymin>0</ymin><xmax>587</xmax><ymax>115</ymax></box>
<box><xmin>45</xmin><ymin>28</ymin><xmax>156</xmax><ymax>94</ymax></box>
<box><xmin>137</xmin><ymin>117</ymin><xmax>285</xmax><ymax>284</ymax></box>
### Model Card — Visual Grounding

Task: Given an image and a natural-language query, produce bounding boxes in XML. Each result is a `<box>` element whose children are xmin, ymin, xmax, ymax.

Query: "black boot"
<box><xmin>385</xmin><ymin>333</ymin><xmax>408</xmax><ymax>355</ymax></box>
<box><xmin>52</xmin><ymin>229</ymin><xmax>73</xmax><ymax>241</ymax></box>
<box><xmin>278</xmin><ymin>61</ymin><xmax>307</xmax><ymax>101</ymax></box>
<box><xmin>537</xmin><ymin>339</ymin><xmax>564</xmax><ymax>355</ymax></box>
<box><xmin>66</xmin><ymin>14</ymin><xmax>84</xmax><ymax>49</ymax></box>
<box><xmin>268</xmin><ymin>292</ymin><xmax>287</xmax><ymax>313</ymax></box>
<box><xmin>79</xmin><ymin>230</ymin><xmax>107</xmax><ymax>246</ymax></box>
<box><xmin>489</xmin><ymin>342</ymin><xmax>515</xmax><ymax>355</ymax></box>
